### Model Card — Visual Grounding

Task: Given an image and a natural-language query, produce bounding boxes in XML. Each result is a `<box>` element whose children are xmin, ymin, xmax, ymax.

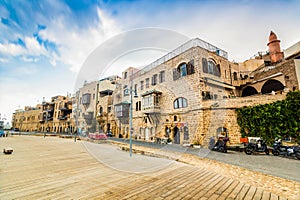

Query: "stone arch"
<box><xmin>261</xmin><ymin>79</ymin><xmax>284</xmax><ymax>94</ymax></box>
<box><xmin>242</xmin><ymin>86</ymin><xmax>258</xmax><ymax>97</ymax></box>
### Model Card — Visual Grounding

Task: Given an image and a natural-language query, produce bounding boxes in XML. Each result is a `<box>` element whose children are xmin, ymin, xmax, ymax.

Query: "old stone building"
<box><xmin>74</xmin><ymin>81</ymin><xmax>99</xmax><ymax>134</ymax></box>
<box><xmin>111</xmin><ymin>32</ymin><xmax>299</xmax><ymax>146</ymax></box>
<box><xmin>46</xmin><ymin>95</ymin><xmax>74</xmax><ymax>133</ymax></box>
<box><xmin>96</xmin><ymin>76</ymin><xmax>120</xmax><ymax>134</ymax></box>
<box><xmin>112</xmin><ymin>38</ymin><xmax>242</xmax><ymax>145</ymax></box>
<box><xmin>12</xmin><ymin>106</ymin><xmax>42</xmax><ymax>132</ymax></box>
<box><xmin>12</xmin><ymin>95</ymin><xmax>75</xmax><ymax>133</ymax></box>
<box><xmin>236</xmin><ymin>31</ymin><xmax>299</xmax><ymax>97</ymax></box>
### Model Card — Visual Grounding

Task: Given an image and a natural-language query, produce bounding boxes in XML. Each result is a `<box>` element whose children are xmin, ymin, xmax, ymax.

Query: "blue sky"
<box><xmin>0</xmin><ymin>0</ymin><xmax>299</xmax><ymax>123</ymax></box>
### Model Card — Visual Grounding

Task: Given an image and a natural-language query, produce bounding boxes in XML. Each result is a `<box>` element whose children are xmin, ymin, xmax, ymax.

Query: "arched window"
<box><xmin>99</xmin><ymin>107</ymin><xmax>103</xmax><ymax>114</ymax></box>
<box><xmin>173</xmin><ymin>60</ymin><xmax>195</xmax><ymax>80</ymax></box>
<box><xmin>174</xmin><ymin>97</ymin><xmax>188</xmax><ymax>109</ymax></box>
<box><xmin>203</xmin><ymin>58</ymin><xmax>221</xmax><ymax>77</ymax></box>
<box><xmin>178</xmin><ymin>63</ymin><xmax>187</xmax><ymax>77</ymax></box>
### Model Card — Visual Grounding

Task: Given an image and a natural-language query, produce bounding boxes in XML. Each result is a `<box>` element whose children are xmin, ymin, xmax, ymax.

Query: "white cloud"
<box><xmin>0</xmin><ymin>42</ymin><xmax>25</xmax><ymax>56</ymax></box>
<box><xmin>0</xmin><ymin>57</ymin><xmax>9</xmax><ymax>63</ymax></box>
<box><xmin>21</xmin><ymin>56</ymin><xmax>39</xmax><ymax>63</ymax></box>
<box><xmin>38</xmin><ymin>7</ymin><xmax>121</xmax><ymax>74</ymax></box>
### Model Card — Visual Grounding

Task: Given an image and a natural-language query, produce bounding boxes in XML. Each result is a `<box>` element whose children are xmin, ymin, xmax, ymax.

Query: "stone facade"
<box><xmin>112</xmin><ymin>39</ymin><xmax>240</xmax><ymax>145</ymax></box>
<box><xmin>96</xmin><ymin>76</ymin><xmax>120</xmax><ymax>134</ymax></box>
<box><xmin>111</xmin><ymin>35</ymin><xmax>299</xmax><ymax>146</ymax></box>
<box><xmin>12</xmin><ymin>95</ymin><xmax>74</xmax><ymax>133</ymax></box>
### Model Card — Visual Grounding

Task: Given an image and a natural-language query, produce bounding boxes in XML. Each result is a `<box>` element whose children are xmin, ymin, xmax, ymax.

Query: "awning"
<box><xmin>141</xmin><ymin>89</ymin><xmax>162</xmax><ymax>97</ymax></box>
<box><xmin>99</xmin><ymin>89</ymin><xmax>114</xmax><ymax>95</ymax></box>
<box><xmin>205</xmin><ymin>78</ymin><xmax>235</xmax><ymax>89</ymax></box>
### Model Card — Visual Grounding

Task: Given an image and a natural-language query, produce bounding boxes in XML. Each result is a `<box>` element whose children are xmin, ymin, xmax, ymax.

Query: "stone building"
<box><xmin>74</xmin><ymin>81</ymin><xmax>99</xmax><ymax>134</ymax></box>
<box><xmin>236</xmin><ymin>31</ymin><xmax>299</xmax><ymax>97</ymax></box>
<box><xmin>46</xmin><ymin>95</ymin><xmax>74</xmax><ymax>133</ymax></box>
<box><xmin>12</xmin><ymin>106</ymin><xmax>42</xmax><ymax>132</ymax></box>
<box><xmin>12</xmin><ymin>95</ymin><xmax>74</xmax><ymax>133</ymax></box>
<box><xmin>96</xmin><ymin>76</ymin><xmax>120</xmax><ymax>134</ymax></box>
<box><xmin>113</xmin><ymin>38</ymin><xmax>241</xmax><ymax>145</ymax></box>
<box><xmin>111</xmin><ymin>32</ymin><xmax>299</xmax><ymax>146</ymax></box>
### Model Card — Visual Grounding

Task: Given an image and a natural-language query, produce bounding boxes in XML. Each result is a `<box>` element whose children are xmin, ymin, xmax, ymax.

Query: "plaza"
<box><xmin>1</xmin><ymin>135</ymin><xmax>299</xmax><ymax>199</ymax></box>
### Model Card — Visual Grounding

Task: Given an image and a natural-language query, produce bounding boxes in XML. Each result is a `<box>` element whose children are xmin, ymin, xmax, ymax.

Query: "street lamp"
<box><xmin>128</xmin><ymin>86</ymin><xmax>138</xmax><ymax>157</ymax></box>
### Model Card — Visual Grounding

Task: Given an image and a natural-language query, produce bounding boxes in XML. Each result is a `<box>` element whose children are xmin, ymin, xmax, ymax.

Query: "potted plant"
<box><xmin>167</xmin><ymin>138</ymin><xmax>172</xmax><ymax>144</ymax></box>
<box><xmin>193</xmin><ymin>141</ymin><xmax>201</xmax><ymax>148</ymax></box>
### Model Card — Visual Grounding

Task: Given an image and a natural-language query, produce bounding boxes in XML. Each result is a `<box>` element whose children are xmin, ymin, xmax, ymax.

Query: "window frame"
<box><xmin>173</xmin><ymin>97</ymin><xmax>188</xmax><ymax>109</ymax></box>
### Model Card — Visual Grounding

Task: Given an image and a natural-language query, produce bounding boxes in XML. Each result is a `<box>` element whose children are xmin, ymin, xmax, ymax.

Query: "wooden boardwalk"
<box><xmin>0</xmin><ymin>136</ymin><xmax>295</xmax><ymax>199</ymax></box>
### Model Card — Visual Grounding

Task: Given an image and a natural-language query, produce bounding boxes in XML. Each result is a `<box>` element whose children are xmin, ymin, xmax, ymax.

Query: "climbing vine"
<box><xmin>236</xmin><ymin>91</ymin><xmax>300</xmax><ymax>143</ymax></box>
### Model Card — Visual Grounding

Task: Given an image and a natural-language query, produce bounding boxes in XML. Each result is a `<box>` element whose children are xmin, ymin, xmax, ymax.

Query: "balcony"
<box><xmin>142</xmin><ymin>106</ymin><xmax>161</xmax><ymax>114</ymax></box>
<box><xmin>141</xmin><ymin>90</ymin><xmax>162</xmax><ymax>114</ymax></box>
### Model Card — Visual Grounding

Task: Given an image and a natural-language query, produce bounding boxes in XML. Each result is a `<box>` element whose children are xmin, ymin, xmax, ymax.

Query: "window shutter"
<box><xmin>202</xmin><ymin>58</ymin><xmax>208</xmax><ymax>73</ymax></box>
<box><xmin>187</xmin><ymin>60</ymin><xmax>195</xmax><ymax>75</ymax></box>
<box><xmin>173</xmin><ymin>68</ymin><xmax>180</xmax><ymax>81</ymax></box>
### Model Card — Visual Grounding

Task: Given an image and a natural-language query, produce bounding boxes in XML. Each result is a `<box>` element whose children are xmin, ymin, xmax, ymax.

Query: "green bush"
<box><xmin>236</xmin><ymin>91</ymin><xmax>300</xmax><ymax>144</ymax></box>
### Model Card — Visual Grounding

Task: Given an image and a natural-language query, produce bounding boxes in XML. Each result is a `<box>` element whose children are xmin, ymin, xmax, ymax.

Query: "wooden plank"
<box><xmin>214</xmin><ymin>178</ymin><xmax>234</xmax><ymax>195</ymax></box>
<box><xmin>226</xmin><ymin>182</ymin><xmax>244</xmax><ymax>200</ymax></box>
<box><xmin>235</xmin><ymin>184</ymin><xmax>251</xmax><ymax>200</ymax></box>
<box><xmin>216</xmin><ymin>179</ymin><xmax>239</xmax><ymax>200</ymax></box>
<box><xmin>261</xmin><ymin>191</ymin><xmax>271</xmax><ymax>200</ymax></box>
<box><xmin>270</xmin><ymin>193</ymin><xmax>279</xmax><ymax>200</ymax></box>
<box><xmin>244</xmin><ymin>186</ymin><xmax>257</xmax><ymax>200</ymax></box>
<box><xmin>253</xmin><ymin>188</ymin><xmax>264</xmax><ymax>200</ymax></box>
<box><xmin>203</xmin><ymin>177</ymin><xmax>229</xmax><ymax>198</ymax></box>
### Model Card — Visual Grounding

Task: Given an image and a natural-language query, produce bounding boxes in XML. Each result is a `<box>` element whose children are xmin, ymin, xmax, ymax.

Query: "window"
<box><xmin>151</xmin><ymin>74</ymin><xmax>158</xmax><ymax>86</ymax></box>
<box><xmin>159</xmin><ymin>71</ymin><xmax>165</xmax><ymax>83</ymax></box>
<box><xmin>173</xmin><ymin>60</ymin><xmax>195</xmax><ymax>81</ymax></box>
<box><xmin>233</xmin><ymin>72</ymin><xmax>238</xmax><ymax>80</ymax></box>
<box><xmin>82</xmin><ymin>93</ymin><xmax>91</xmax><ymax>105</ymax></box>
<box><xmin>93</xmin><ymin>93</ymin><xmax>95</xmax><ymax>100</ymax></box>
<box><xmin>135</xmin><ymin>101</ymin><xmax>141</xmax><ymax>111</ymax></box>
<box><xmin>123</xmin><ymin>85</ymin><xmax>129</xmax><ymax>96</ymax></box>
<box><xmin>140</xmin><ymin>81</ymin><xmax>144</xmax><ymax>90</ymax></box>
<box><xmin>173</xmin><ymin>97</ymin><xmax>188</xmax><ymax>109</ymax></box>
<box><xmin>145</xmin><ymin>78</ymin><xmax>150</xmax><ymax>88</ymax></box>
<box><xmin>202</xmin><ymin>91</ymin><xmax>212</xmax><ymax>100</ymax></box>
<box><xmin>134</xmin><ymin>84</ymin><xmax>137</xmax><ymax>92</ymax></box>
<box><xmin>179</xmin><ymin>63</ymin><xmax>187</xmax><ymax>77</ymax></box>
<box><xmin>202</xmin><ymin>58</ymin><xmax>208</xmax><ymax>73</ymax></box>
<box><xmin>143</xmin><ymin>95</ymin><xmax>152</xmax><ymax>107</ymax></box>
<box><xmin>124</xmin><ymin>72</ymin><xmax>127</xmax><ymax>79</ymax></box>
<box><xmin>203</xmin><ymin>58</ymin><xmax>221</xmax><ymax>77</ymax></box>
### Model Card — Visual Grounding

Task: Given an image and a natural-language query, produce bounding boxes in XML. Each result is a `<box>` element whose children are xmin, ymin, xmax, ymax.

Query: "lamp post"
<box><xmin>128</xmin><ymin>86</ymin><xmax>138</xmax><ymax>157</ymax></box>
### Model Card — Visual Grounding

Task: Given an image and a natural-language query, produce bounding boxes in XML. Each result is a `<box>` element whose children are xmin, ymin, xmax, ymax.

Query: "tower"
<box><xmin>267</xmin><ymin>31</ymin><xmax>283</xmax><ymax>63</ymax></box>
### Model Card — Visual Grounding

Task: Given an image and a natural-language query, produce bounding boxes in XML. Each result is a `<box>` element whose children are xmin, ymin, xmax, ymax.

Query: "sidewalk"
<box><xmin>107</xmin><ymin>140</ymin><xmax>300</xmax><ymax>199</ymax></box>
<box><xmin>1</xmin><ymin>135</ymin><xmax>299</xmax><ymax>199</ymax></box>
